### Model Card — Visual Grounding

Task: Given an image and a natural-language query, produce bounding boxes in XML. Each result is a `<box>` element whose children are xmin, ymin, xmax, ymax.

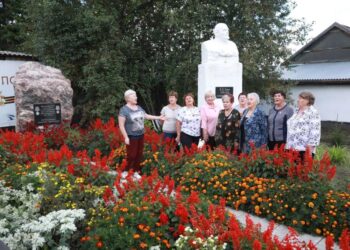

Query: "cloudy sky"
<box><xmin>290</xmin><ymin>0</ymin><xmax>350</xmax><ymax>51</ymax></box>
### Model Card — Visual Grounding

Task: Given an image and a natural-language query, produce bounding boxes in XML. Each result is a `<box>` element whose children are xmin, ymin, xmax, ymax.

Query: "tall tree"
<box><xmin>0</xmin><ymin>0</ymin><xmax>26</xmax><ymax>51</ymax></box>
<box><xmin>19</xmin><ymin>0</ymin><xmax>309</xmax><ymax>124</ymax></box>
<box><xmin>24</xmin><ymin>0</ymin><xmax>127</xmax><ymax>124</ymax></box>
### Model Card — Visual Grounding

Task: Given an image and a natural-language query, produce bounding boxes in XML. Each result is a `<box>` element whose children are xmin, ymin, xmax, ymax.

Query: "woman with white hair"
<box><xmin>200</xmin><ymin>90</ymin><xmax>220</xmax><ymax>149</ymax></box>
<box><xmin>118</xmin><ymin>89</ymin><xmax>165</xmax><ymax>172</ymax></box>
<box><xmin>240</xmin><ymin>92</ymin><xmax>267</xmax><ymax>153</ymax></box>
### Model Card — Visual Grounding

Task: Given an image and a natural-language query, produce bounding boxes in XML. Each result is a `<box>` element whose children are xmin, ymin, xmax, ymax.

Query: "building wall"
<box><xmin>290</xmin><ymin>84</ymin><xmax>350</xmax><ymax>122</ymax></box>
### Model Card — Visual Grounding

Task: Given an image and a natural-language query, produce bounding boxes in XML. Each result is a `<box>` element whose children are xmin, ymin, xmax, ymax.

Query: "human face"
<box><xmin>215</xmin><ymin>24</ymin><xmax>229</xmax><ymax>41</ymax></box>
<box><xmin>185</xmin><ymin>95</ymin><xmax>194</xmax><ymax>106</ymax></box>
<box><xmin>168</xmin><ymin>96</ymin><xmax>177</xmax><ymax>105</ymax></box>
<box><xmin>247</xmin><ymin>95</ymin><xmax>256</xmax><ymax>109</ymax></box>
<box><xmin>127</xmin><ymin>93</ymin><xmax>137</xmax><ymax>105</ymax></box>
<box><xmin>205</xmin><ymin>94</ymin><xmax>215</xmax><ymax>105</ymax></box>
<box><xmin>222</xmin><ymin>97</ymin><xmax>232</xmax><ymax>110</ymax></box>
<box><xmin>239</xmin><ymin>95</ymin><xmax>247</xmax><ymax>106</ymax></box>
<box><xmin>297</xmin><ymin>96</ymin><xmax>309</xmax><ymax>109</ymax></box>
<box><xmin>274</xmin><ymin>93</ymin><xmax>285</xmax><ymax>106</ymax></box>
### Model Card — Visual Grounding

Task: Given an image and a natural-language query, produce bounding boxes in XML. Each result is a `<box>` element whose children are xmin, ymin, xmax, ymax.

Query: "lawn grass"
<box><xmin>316</xmin><ymin>144</ymin><xmax>350</xmax><ymax>191</ymax></box>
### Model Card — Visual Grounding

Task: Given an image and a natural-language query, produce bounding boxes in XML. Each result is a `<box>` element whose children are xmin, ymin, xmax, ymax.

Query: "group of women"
<box><xmin>118</xmin><ymin>89</ymin><xmax>321</xmax><ymax>172</ymax></box>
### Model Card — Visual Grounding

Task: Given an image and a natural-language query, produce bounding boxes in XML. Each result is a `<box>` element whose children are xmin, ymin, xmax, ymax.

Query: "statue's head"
<box><xmin>213</xmin><ymin>23</ymin><xmax>229</xmax><ymax>41</ymax></box>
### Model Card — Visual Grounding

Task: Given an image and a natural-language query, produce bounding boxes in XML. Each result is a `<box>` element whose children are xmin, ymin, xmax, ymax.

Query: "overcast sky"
<box><xmin>290</xmin><ymin>0</ymin><xmax>350</xmax><ymax>52</ymax></box>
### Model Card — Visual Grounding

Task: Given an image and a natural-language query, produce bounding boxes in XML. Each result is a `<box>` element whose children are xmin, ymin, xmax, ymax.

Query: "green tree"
<box><xmin>19</xmin><ymin>0</ymin><xmax>309</xmax><ymax>124</ymax></box>
<box><xmin>24</xmin><ymin>1</ymin><xmax>127</xmax><ymax>124</ymax></box>
<box><xmin>0</xmin><ymin>0</ymin><xmax>26</xmax><ymax>51</ymax></box>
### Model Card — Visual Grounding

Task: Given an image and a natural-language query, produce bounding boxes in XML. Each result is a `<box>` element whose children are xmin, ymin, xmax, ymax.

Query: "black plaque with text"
<box><xmin>34</xmin><ymin>103</ymin><xmax>61</xmax><ymax>125</ymax></box>
<box><xmin>215</xmin><ymin>87</ymin><xmax>234</xmax><ymax>98</ymax></box>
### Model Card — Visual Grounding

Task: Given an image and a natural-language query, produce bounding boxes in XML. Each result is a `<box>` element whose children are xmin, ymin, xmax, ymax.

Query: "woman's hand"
<box><xmin>203</xmin><ymin>133</ymin><xmax>209</xmax><ymax>142</ymax></box>
<box><xmin>125</xmin><ymin>137</ymin><xmax>130</xmax><ymax>145</ymax></box>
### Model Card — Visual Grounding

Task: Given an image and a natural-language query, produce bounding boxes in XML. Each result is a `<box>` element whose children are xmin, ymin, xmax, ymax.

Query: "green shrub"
<box><xmin>316</xmin><ymin>144</ymin><xmax>349</xmax><ymax>165</ymax></box>
<box><xmin>329</xmin><ymin>126</ymin><xmax>346</xmax><ymax>146</ymax></box>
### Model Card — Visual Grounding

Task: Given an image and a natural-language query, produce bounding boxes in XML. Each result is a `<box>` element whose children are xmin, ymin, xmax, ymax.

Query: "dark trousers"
<box><xmin>207</xmin><ymin>136</ymin><xmax>216</xmax><ymax>150</ymax></box>
<box><xmin>126</xmin><ymin>135</ymin><xmax>144</xmax><ymax>172</ymax></box>
<box><xmin>163</xmin><ymin>132</ymin><xmax>177</xmax><ymax>141</ymax></box>
<box><xmin>268</xmin><ymin>140</ymin><xmax>285</xmax><ymax>150</ymax></box>
<box><xmin>180</xmin><ymin>132</ymin><xmax>200</xmax><ymax>150</ymax></box>
<box><xmin>298</xmin><ymin>151</ymin><xmax>315</xmax><ymax>163</ymax></box>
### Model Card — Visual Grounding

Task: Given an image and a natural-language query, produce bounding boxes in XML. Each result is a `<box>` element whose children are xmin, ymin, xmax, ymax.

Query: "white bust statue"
<box><xmin>201</xmin><ymin>23</ymin><xmax>239</xmax><ymax>64</ymax></box>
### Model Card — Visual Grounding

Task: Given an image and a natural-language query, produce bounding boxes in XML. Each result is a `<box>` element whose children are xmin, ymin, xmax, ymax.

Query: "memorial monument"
<box><xmin>198</xmin><ymin>23</ymin><xmax>242</xmax><ymax>108</ymax></box>
<box><xmin>13</xmin><ymin>62</ymin><xmax>74</xmax><ymax>131</ymax></box>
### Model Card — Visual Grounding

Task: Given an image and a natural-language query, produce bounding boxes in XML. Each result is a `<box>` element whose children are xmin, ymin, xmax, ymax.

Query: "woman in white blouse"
<box><xmin>286</xmin><ymin>91</ymin><xmax>321</xmax><ymax>160</ymax></box>
<box><xmin>176</xmin><ymin>93</ymin><xmax>201</xmax><ymax>150</ymax></box>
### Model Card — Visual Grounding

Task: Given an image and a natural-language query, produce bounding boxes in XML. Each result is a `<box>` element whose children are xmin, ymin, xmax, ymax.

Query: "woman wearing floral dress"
<box><xmin>176</xmin><ymin>93</ymin><xmax>201</xmax><ymax>150</ymax></box>
<box><xmin>240</xmin><ymin>92</ymin><xmax>268</xmax><ymax>153</ymax></box>
<box><xmin>215</xmin><ymin>94</ymin><xmax>241</xmax><ymax>152</ymax></box>
<box><xmin>286</xmin><ymin>91</ymin><xmax>320</xmax><ymax>160</ymax></box>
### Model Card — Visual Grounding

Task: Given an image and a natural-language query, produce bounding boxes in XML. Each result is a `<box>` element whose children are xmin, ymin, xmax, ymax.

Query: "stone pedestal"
<box><xmin>197</xmin><ymin>23</ymin><xmax>243</xmax><ymax>108</ymax></box>
<box><xmin>197</xmin><ymin>62</ymin><xmax>242</xmax><ymax>108</ymax></box>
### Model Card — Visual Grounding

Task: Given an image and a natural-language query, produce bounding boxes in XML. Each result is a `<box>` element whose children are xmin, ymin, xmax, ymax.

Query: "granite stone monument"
<box><xmin>13</xmin><ymin>62</ymin><xmax>73</xmax><ymax>131</ymax></box>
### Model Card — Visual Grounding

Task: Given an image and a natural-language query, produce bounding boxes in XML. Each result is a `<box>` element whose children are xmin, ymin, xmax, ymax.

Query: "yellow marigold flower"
<box><xmin>315</xmin><ymin>228</ymin><xmax>321</xmax><ymax>234</ymax></box>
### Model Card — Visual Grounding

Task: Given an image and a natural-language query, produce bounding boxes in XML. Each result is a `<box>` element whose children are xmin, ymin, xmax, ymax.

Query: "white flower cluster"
<box><xmin>0</xmin><ymin>181</ymin><xmax>85</xmax><ymax>250</ymax></box>
<box><xmin>174</xmin><ymin>226</ymin><xmax>227</xmax><ymax>250</ymax></box>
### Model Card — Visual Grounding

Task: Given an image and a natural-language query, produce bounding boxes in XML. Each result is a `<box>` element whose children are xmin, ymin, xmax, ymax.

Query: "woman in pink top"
<box><xmin>200</xmin><ymin>90</ymin><xmax>220</xmax><ymax>149</ymax></box>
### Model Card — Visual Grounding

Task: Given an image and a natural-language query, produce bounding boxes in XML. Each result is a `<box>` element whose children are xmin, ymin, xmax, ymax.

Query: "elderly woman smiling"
<box><xmin>176</xmin><ymin>93</ymin><xmax>201</xmax><ymax>150</ymax></box>
<box><xmin>200</xmin><ymin>90</ymin><xmax>220</xmax><ymax>149</ymax></box>
<box><xmin>215</xmin><ymin>94</ymin><xmax>240</xmax><ymax>151</ymax></box>
<box><xmin>118</xmin><ymin>89</ymin><xmax>165</xmax><ymax>172</ymax></box>
<box><xmin>286</xmin><ymin>91</ymin><xmax>320</xmax><ymax>160</ymax></box>
<box><xmin>240</xmin><ymin>92</ymin><xmax>267</xmax><ymax>152</ymax></box>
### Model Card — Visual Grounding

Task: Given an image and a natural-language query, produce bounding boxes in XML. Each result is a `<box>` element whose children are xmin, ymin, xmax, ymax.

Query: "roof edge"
<box><xmin>287</xmin><ymin>22</ymin><xmax>350</xmax><ymax>63</ymax></box>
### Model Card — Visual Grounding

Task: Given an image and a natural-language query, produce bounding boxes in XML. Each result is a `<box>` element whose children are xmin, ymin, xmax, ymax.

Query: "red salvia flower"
<box><xmin>253</xmin><ymin>239</ymin><xmax>262</xmax><ymax>250</ymax></box>
<box><xmin>159</xmin><ymin>212</ymin><xmax>169</xmax><ymax>225</ymax></box>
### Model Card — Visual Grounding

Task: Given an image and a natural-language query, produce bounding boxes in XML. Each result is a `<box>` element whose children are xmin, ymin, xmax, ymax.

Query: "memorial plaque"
<box><xmin>34</xmin><ymin>103</ymin><xmax>61</xmax><ymax>125</ymax></box>
<box><xmin>215</xmin><ymin>87</ymin><xmax>234</xmax><ymax>98</ymax></box>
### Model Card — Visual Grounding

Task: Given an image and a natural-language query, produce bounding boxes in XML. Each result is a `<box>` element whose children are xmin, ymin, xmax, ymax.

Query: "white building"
<box><xmin>0</xmin><ymin>51</ymin><xmax>36</xmax><ymax>128</ymax></box>
<box><xmin>281</xmin><ymin>22</ymin><xmax>350</xmax><ymax>122</ymax></box>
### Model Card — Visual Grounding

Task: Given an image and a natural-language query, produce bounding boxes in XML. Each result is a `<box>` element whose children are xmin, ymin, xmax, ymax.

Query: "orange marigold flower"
<box><xmin>140</xmin><ymin>242</ymin><xmax>148</xmax><ymax>249</ymax></box>
<box><xmin>133</xmin><ymin>233</ymin><xmax>140</xmax><ymax>239</ymax></box>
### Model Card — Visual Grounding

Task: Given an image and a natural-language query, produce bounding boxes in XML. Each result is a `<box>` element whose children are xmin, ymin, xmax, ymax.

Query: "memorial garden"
<box><xmin>1</xmin><ymin>1</ymin><xmax>350</xmax><ymax>249</ymax></box>
<box><xmin>0</xmin><ymin>119</ymin><xmax>349</xmax><ymax>249</ymax></box>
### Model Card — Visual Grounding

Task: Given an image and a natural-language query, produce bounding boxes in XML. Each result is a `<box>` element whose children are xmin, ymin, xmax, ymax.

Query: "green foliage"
<box><xmin>0</xmin><ymin>0</ymin><xmax>27</xmax><ymax>50</ymax></box>
<box><xmin>6</xmin><ymin>0</ymin><xmax>310</xmax><ymax>124</ymax></box>
<box><xmin>23</xmin><ymin>1</ymin><xmax>127</xmax><ymax>124</ymax></box>
<box><xmin>316</xmin><ymin>144</ymin><xmax>349</xmax><ymax>166</ymax></box>
<box><xmin>329</xmin><ymin>127</ymin><xmax>347</xmax><ymax>146</ymax></box>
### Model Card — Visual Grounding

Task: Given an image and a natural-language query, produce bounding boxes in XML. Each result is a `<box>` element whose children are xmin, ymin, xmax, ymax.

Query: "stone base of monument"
<box><xmin>13</xmin><ymin>62</ymin><xmax>74</xmax><ymax>132</ymax></box>
<box><xmin>197</xmin><ymin>62</ymin><xmax>242</xmax><ymax>108</ymax></box>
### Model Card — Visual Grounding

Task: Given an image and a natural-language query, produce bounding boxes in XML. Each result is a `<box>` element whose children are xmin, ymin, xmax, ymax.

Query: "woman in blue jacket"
<box><xmin>240</xmin><ymin>92</ymin><xmax>267</xmax><ymax>153</ymax></box>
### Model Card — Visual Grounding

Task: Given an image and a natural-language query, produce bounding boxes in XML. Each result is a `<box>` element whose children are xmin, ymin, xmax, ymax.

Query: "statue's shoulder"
<box><xmin>202</xmin><ymin>39</ymin><xmax>215</xmax><ymax>48</ymax></box>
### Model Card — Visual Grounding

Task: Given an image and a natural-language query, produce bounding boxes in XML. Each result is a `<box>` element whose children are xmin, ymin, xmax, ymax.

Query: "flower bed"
<box><xmin>0</xmin><ymin>118</ymin><xmax>349</xmax><ymax>249</ymax></box>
